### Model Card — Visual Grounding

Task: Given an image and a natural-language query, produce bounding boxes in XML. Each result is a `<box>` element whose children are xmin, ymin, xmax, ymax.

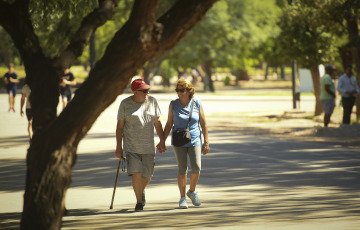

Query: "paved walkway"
<box><xmin>0</xmin><ymin>92</ymin><xmax>360</xmax><ymax>229</ymax></box>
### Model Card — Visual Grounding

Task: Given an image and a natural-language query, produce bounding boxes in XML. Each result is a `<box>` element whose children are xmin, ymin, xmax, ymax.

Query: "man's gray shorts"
<box><xmin>321</xmin><ymin>99</ymin><xmax>335</xmax><ymax>115</ymax></box>
<box><xmin>125</xmin><ymin>152</ymin><xmax>155</xmax><ymax>179</ymax></box>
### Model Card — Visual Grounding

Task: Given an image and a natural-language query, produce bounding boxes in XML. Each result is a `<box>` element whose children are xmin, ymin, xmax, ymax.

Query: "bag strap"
<box><xmin>187</xmin><ymin>99</ymin><xmax>194</xmax><ymax>127</ymax></box>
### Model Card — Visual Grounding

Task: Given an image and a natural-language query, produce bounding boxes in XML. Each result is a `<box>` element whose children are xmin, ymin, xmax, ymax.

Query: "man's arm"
<box><xmin>62</xmin><ymin>78</ymin><xmax>77</xmax><ymax>86</ymax></box>
<box><xmin>67</xmin><ymin>78</ymin><xmax>77</xmax><ymax>86</ymax></box>
<box><xmin>9</xmin><ymin>77</ymin><xmax>20</xmax><ymax>83</ymax></box>
<box><xmin>115</xmin><ymin>120</ymin><xmax>124</xmax><ymax>158</ymax></box>
<box><xmin>325</xmin><ymin>84</ymin><xmax>336</xmax><ymax>98</ymax></box>
<box><xmin>154</xmin><ymin>117</ymin><xmax>166</xmax><ymax>153</ymax></box>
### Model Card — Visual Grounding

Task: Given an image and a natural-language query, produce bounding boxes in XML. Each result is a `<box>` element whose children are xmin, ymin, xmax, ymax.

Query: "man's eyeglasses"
<box><xmin>175</xmin><ymin>88</ymin><xmax>186</xmax><ymax>93</ymax></box>
<box><xmin>137</xmin><ymin>89</ymin><xmax>149</xmax><ymax>94</ymax></box>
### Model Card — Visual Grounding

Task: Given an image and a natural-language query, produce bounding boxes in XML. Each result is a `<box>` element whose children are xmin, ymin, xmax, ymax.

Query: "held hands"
<box><xmin>156</xmin><ymin>141</ymin><xmax>166</xmax><ymax>154</ymax></box>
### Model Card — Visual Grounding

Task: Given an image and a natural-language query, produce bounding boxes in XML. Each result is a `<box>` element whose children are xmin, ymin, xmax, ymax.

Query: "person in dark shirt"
<box><xmin>3</xmin><ymin>63</ymin><xmax>20</xmax><ymax>112</ymax></box>
<box><xmin>60</xmin><ymin>68</ymin><xmax>76</xmax><ymax>109</ymax></box>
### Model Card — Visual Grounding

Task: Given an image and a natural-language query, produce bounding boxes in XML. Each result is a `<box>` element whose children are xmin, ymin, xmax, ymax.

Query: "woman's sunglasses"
<box><xmin>137</xmin><ymin>89</ymin><xmax>149</xmax><ymax>94</ymax></box>
<box><xmin>175</xmin><ymin>88</ymin><xmax>186</xmax><ymax>93</ymax></box>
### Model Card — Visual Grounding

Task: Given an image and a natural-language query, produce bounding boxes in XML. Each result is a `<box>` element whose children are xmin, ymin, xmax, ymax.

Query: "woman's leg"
<box><xmin>189</xmin><ymin>174</ymin><xmax>200</xmax><ymax>192</ymax></box>
<box><xmin>173</xmin><ymin>146</ymin><xmax>188</xmax><ymax>197</ymax></box>
<box><xmin>188</xmin><ymin>146</ymin><xmax>202</xmax><ymax>192</ymax></box>
<box><xmin>178</xmin><ymin>174</ymin><xmax>187</xmax><ymax>197</ymax></box>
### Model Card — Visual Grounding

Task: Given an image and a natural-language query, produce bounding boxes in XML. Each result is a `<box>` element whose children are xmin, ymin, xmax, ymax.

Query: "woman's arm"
<box><xmin>199</xmin><ymin>104</ymin><xmax>209</xmax><ymax>155</ymax></box>
<box><xmin>163</xmin><ymin>103</ymin><xmax>174</xmax><ymax>142</ymax></box>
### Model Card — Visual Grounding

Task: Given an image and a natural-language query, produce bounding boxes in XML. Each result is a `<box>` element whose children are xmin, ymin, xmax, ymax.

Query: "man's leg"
<box><xmin>343</xmin><ymin>97</ymin><xmax>355</xmax><ymax>124</ymax></box>
<box><xmin>324</xmin><ymin>114</ymin><xmax>331</xmax><ymax>127</ymax></box>
<box><xmin>342</xmin><ymin>97</ymin><xmax>350</xmax><ymax>124</ymax></box>
<box><xmin>132</xmin><ymin>174</ymin><xmax>149</xmax><ymax>203</ymax></box>
<box><xmin>8</xmin><ymin>92</ymin><xmax>15</xmax><ymax>111</ymax></box>
<box><xmin>11</xmin><ymin>95</ymin><xmax>15</xmax><ymax>112</ymax></box>
<box><xmin>8</xmin><ymin>94</ymin><xmax>12</xmax><ymax>111</ymax></box>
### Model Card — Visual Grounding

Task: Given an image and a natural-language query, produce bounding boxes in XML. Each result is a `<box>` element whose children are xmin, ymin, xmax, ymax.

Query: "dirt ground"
<box><xmin>204</xmin><ymin>80</ymin><xmax>360</xmax><ymax>148</ymax></box>
<box><xmin>207</xmin><ymin>108</ymin><xmax>360</xmax><ymax>148</ymax></box>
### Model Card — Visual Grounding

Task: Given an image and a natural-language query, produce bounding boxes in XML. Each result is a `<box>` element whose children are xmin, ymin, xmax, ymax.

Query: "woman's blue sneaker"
<box><xmin>186</xmin><ymin>190</ymin><xmax>201</xmax><ymax>206</ymax></box>
<box><xmin>179</xmin><ymin>197</ymin><xmax>188</xmax><ymax>209</ymax></box>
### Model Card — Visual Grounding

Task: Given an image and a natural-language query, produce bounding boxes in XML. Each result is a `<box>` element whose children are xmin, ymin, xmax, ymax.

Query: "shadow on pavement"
<box><xmin>0</xmin><ymin>135</ymin><xmax>29</xmax><ymax>149</ymax></box>
<box><xmin>1</xmin><ymin>130</ymin><xmax>360</xmax><ymax>228</ymax></box>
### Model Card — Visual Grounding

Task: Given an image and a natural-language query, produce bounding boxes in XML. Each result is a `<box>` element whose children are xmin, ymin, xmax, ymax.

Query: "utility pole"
<box><xmin>292</xmin><ymin>60</ymin><xmax>297</xmax><ymax>109</ymax></box>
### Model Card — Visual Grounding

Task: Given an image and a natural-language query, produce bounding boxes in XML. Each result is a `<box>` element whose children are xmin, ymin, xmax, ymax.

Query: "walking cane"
<box><xmin>110</xmin><ymin>158</ymin><xmax>122</xmax><ymax>209</ymax></box>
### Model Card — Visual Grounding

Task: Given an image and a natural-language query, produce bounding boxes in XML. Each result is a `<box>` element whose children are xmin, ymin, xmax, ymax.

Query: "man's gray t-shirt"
<box><xmin>117</xmin><ymin>95</ymin><xmax>161</xmax><ymax>155</ymax></box>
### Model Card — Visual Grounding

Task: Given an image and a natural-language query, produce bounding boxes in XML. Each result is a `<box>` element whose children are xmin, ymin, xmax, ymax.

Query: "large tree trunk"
<box><xmin>310</xmin><ymin>66</ymin><xmax>323</xmax><ymax>116</ymax></box>
<box><xmin>0</xmin><ymin>0</ymin><xmax>217</xmax><ymax>229</ymax></box>
<box><xmin>202</xmin><ymin>60</ymin><xmax>214</xmax><ymax>92</ymax></box>
<box><xmin>264</xmin><ymin>63</ymin><xmax>269</xmax><ymax>80</ymax></box>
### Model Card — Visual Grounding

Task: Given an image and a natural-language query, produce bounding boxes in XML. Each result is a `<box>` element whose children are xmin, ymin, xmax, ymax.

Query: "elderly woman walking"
<box><xmin>163</xmin><ymin>79</ymin><xmax>209</xmax><ymax>209</ymax></box>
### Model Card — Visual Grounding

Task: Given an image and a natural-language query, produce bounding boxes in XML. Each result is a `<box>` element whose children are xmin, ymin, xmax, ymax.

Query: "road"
<box><xmin>1</xmin><ymin>92</ymin><xmax>359</xmax><ymax>229</ymax></box>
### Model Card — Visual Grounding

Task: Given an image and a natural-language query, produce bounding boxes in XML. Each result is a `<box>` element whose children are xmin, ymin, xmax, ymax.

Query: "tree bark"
<box><xmin>202</xmin><ymin>60</ymin><xmax>215</xmax><ymax>92</ymax></box>
<box><xmin>310</xmin><ymin>66</ymin><xmax>323</xmax><ymax>116</ymax></box>
<box><xmin>265</xmin><ymin>63</ymin><xmax>269</xmax><ymax>80</ymax></box>
<box><xmin>0</xmin><ymin>0</ymin><xmax>218</xmax><ymax>229</ymax></box>
<box><xmin>280</xmin><ymin>65</ymin><xmax>285</xmax><ymax>80</ymax></box>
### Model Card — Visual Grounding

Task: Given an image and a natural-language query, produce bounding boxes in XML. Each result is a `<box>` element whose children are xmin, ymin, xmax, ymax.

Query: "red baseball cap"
<box><xmin>131</xmin><ymin>79</ymin><xmax>150</xmax><ymax>91</ymax></box>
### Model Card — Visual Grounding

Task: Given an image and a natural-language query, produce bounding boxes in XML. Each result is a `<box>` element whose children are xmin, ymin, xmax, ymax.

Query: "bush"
<box><xmin>224</xmin><ymin>76</ymin><xmax>231</xmax><ymax>85</ymax></box>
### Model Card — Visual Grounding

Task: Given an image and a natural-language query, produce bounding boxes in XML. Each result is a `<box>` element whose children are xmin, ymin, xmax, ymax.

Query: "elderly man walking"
<box><xmin>115</xmin><ymin>79</ymin><xmax>166</xmax><ymax>212</ymax></box>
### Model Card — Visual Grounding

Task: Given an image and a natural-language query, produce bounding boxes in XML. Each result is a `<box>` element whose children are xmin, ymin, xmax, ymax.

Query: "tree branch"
<box><xmin>128</xmin><ymin>0</ymin><xmax>159</xmax><ymax>49</ymax></box>
<box><xmin>156</xmin><ymin>0</ymin><xmax>218</xmax><ymax>53</ymax></box>
<box><xmin>53</xmin><ymin>0</ymin><xmax>218</xmax><ymax>144</ymax></box>
<box><xmin>128</xmin><ymin>0</ymin><xmax>158</xmax><ymax>25</ymax></box>
<box><xmin>55</xmin><ymin>0</ymin><xmax>120</xmax><ymax>69</ymax></box>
